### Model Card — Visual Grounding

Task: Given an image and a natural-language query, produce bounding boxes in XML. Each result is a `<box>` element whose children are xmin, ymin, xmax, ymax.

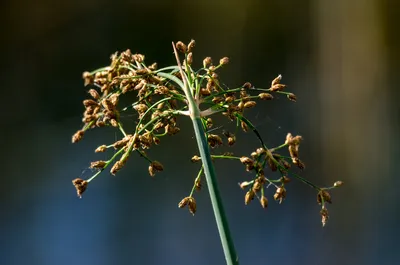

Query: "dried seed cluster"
<box><xmin>71</xmin><ymin>40</ymin><xmax>342</xmax><ymax>226</ymax></box>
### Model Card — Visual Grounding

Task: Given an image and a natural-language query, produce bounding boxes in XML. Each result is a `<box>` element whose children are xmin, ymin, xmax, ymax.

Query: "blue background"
<box><xmin>1</xmin><ymin>0</ymin><xmax>398</xmax><ymax>264</ymax></box>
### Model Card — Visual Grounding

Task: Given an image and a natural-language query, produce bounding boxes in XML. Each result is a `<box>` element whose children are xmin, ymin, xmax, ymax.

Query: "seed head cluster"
<box><xmin>71</xmin><ymin>40</ymin><xmax>342</xmax><ymax>226</ymax></box>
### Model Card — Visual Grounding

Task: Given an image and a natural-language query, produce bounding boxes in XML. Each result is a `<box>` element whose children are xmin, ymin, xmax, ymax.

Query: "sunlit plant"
<box><xmin>71</xmin><ymin>40</ymin><xmax>343</xmax><ymax>265</ymax></box>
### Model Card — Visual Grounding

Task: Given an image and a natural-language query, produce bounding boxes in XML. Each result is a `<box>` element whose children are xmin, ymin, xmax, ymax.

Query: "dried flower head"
<box><xmin>260</xmin><ymin>196</ymin><xmax>269</xmax><ymax>209</ymax></box>
<box><xmin>178</xmin><ymin>197</ymin><xmax>190</xmax><ymax>208</ymax></box>
<box><xmin>72</xmin><ymin>178</ymin><xmax>88</xmax><ymax>198</ymax></box>
<box><xmin>191</xmin><ymin>155</ymin><xmax>201</xmax><ymax>162</ymax></box>
<box><xmin>148</xmin><ymin>161</ymin><xmax>164</xmax><ymax>177</ymax></box>
<box><xmin>239</xmin><ymin>181</ymin><xmax>252</xmax><ymax>189</ymax></box>
<box><xmin>175</xmin><ymin>41</ymin><xmax>187</xmax><ymax>53</ymax></box>
<box><xmin>178</xmin><ymin>196</ymin><xmax>196</xmax><ymax>215</ymax></box>
<box><xmin>95</xmin><ymin>145</ymin><xmax>107</xmax><ymax>153</ymax></box>
<box><xmin>203</xmin><ymin>57</ymin><xmax>212</xmax><ymax>67</ymax></box>
<box><xmin>271</xmin><ymin>74</ymin><xmax>282</xmax><ymax>86</ymax></box>
<box><xmin>273</xmin><ymin>186</ymin><xmax>286</xmax><ymax>204</ymax></box>
<box><xmin>208</xmin><ymin>134</ymin><xmax>223</xmax><ymax>148</ymax></box>
<box><xmin>72</xmin><ymin>130</ymin><xmax>85</xmax><ymax>143</ymax></box>
<box><xmin>187</xmin><ymin>39</ymin><xmax>196</xmax><ymax>52</ymax></box>
<box><xmin>259</xmin><ymin>93</ymin><xmax>273</xmax><ymax>100</ymax></box>
<box><xmin>88</xmin><ymin>89</ymin><xmax>100</xmax><ymax>100</ymax></box>
<box><xmin>320</xmin><ymin>206</ymin><xmax>329</xmax><ymax>227</ymax></box>
<box><xmin>287</xmin><ymin>93</ymin><xmax>297</xmax><ymax>102</ymax></box>
<box><xmin>90</xmin><ymin>160</ymin><xmax>107</xmax><ymax>170</ymax></box>
<box><xmin>245</xmin><ymin>190</ymin><xmax>255</xmax><ymax>205</ymax></box>
<box><xmin>110</xmin><ymin>160</ymin><xmax>124</xmax><ymax>175</ymax></box>
<box><xmin>317</xmin><ymin>190</ymin><xmax>332</xmax><ymax>204</ymax></box>
<box><xmin>334</xmin><ymin>181</ymin><xmax>344</xmax><ymax>187</ymax></box>
<box><xmin>219</xmin><ymin>57</ymin><xmax>229</xmax><ymax>65</ymax></box>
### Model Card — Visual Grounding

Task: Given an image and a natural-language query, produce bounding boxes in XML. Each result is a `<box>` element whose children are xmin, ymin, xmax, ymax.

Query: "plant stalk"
<box><xmin>171</xmin><ymin>42</ymin><xmax>239</xmax><ymax>265</ymax></box>
<box><xmin>191</xmin><ymin>117</ymin><xmax>239</xmax><ymax>265</ymax></box>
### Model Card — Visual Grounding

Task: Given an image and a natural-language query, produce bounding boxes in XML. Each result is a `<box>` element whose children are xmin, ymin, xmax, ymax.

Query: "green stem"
<box><xmin>172</xmin><ymin>42</ymin><xmax>239</xmax><ymax>265</ymax></box>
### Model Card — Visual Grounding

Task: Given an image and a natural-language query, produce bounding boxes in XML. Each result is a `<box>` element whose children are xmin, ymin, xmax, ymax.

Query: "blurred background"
<box><xmin>1</xmin><ymin>0</ymin><xmax>398</xmax><ymax>264</ymax></box>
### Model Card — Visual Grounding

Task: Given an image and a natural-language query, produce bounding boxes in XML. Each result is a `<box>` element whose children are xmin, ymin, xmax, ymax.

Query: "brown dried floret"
<box><xmin>203</xmin><ymin>57</ymin><xmax>212</xmax><ymax>68</ymax></box>
<box><xmin>175</xmin><ymin>41</ymin><xmax>187</xmax><ymax>53</ymax></box>
<box><xmin>334</xmin><ymin>181</ymin><xmax>344</xmax><ymax>187</ymax></box>
<box><xmin>244</xmin><ymin>101</ymin><xmax>257</xmax><ymax>109</ymax></box>
<box><xmin>188</xmin><ymin>197</ymin><xmax>197</xmax><ymax>215</ymax></box>
<box><xmin>83</xmin><ymin>99</ymin><xmax>98</xmax><ymax>107</ymax></box>
<box><xmin>90</xmin><ymin>160</ymin><xmax>107</xmax><ymax>169</ymax></box>
<box><xmin>82</xmin><ymin>71</ymin><xmax>94</xmax><ymax>86</ymax></box>
<box><xmin>271</xmin><ymin>74</ymin><xmax>282</xmax><ymax>86</ymax></box>
<box><xmin>95</xmin><ymin>145</ymin><xmax>107</xmax><ymax>153</ymax></box>
<box><xmin>110</xmin><ymin>119</ymin><xmax>118</xmax><ymax>127</ymax></box>
<box><xmin>186</xmin><ymin>52</ymin><xmax>193</xmax><ymax>65</ymax></box>
<box><xmin>240</xmin><ymin>156</ymin><xmax>254</xmax><ymax>166</ymax></box>
<box><xmin>178</xmin><ymin>196</ymin><xmax>196</xmax><ymax>215</ymax></box>
<box><xmin>317</xmin><ymin>190</ymin><xmax>332</xmax><ymax>204</ymax></box>
<box><xmin>239</xmin><ymin>181</ymin><xmax>251</xmax><ymax>189</ymax></box>
<box><xmin>252</xmin><ymin>179</ymin><xmax>262</xmax><ymax>192</ymax></box>
<box><xmin>101</xmin><ymin>98</ymin><xmax>115</xmax><ymax>111</ymax></box>
<box><xmin>287</xmin><ymin>93</ymin><xmax>297</xmax><ymax>102</ymax></box>
<box><xmin>267</xmin><ymin>156</ymin><xmax>278</xmax><ymax>171</ymax></box>
<box><xmin>178</xmin><ymin>197</ymin><xmax>190</xmax><ymax>208</ymax></box>
<box><xmin>148</xmin><ymin>161</ymin><xmax>164</xmax><ymax>177</ymax></box>
<box><xmin>240</xmin><ymin>121</ymin><xmax>249</xmax><ymax>132</ymax></box>
<box><xmin>72</xmin><ymin>178</ymin><xmax>88</xmax><ymax>198</ymax></box>
<box><xmin>273</xmin><ymin>186</ymin><xmax>286</xmax><ymax>204</ymax></box>
<box><xmin>72</xmin><ymin>130</ymin><xmax>85</xmax><ymax>143</ymax></box>
<box><xmin>270</xmin><ymin>84</ymin><xmax>286</xmax><ymax>92</ymax></box>
<box><xmin>110</xmin><ymin>160</ymin><xmax>124</xmax><ymax>176</ymax></box>
<box><xmin>260</xmin><ymin>196</ymin><xmax>269</xmax><ymax>209</ymax></box>
<box><xmin>195</xmin><ymin>177</ymin><xmax>201</xmax><ymax>191</ymax></box>
<box><xmin>88</xmin><ymin>89</ymin><xmax>100</xmax><ymax>100</ymax></box>
<box><xmin>191</xmin><ymin>155</ymin><xmax>201</xmax><ymax>163</ymax></box>
<box><xmin>219</xmin><ymin>57</ymin><xmax>229</xmax><ymax>65</ymax></box>
<box><xmin>259</xmin><ymin>93</ymin><xmax>273</xmax><ymax>100</ymax></box>
<box><xmin>187</xmin><ymin>39</ymin><xmax>196</xmax><ymax>52</ymax></box>
<box><xmin>280</xmin><ymin>176</ymin><xmax>291</xmax><ymax>183</ymax></box>
<box><xmin>113</xmin><ymin>135</ymin><xmax>132</xmax><ymax>149</ymax></box>
<box><xmin>245</xmin><ymin>190</ymin><xmax>255</xmax><ymax>205</ymax></box>
<box><xmin>207</xmin><ymin>134</ymin><xmax>223</xmax><ymax>148</ymax></box>
<box><xmin>320</xmin><ymin>206</ymin><xmax>329</xmax><ymax>227</ymax></box>
<box><xmin>242</xmin><ymin>82</ymin><xmax>252</xmax><ymax>89</ymax></box>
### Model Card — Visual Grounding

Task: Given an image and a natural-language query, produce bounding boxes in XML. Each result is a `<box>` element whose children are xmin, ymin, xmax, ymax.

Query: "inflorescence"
<box><xmin>71</xmin><ymin>39</ymin><xmax>342</xmax><ymax>226</ymax></box>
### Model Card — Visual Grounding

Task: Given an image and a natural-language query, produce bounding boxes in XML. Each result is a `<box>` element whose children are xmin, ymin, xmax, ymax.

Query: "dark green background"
<box><xmin>1</xmin><ymin>0</ymin><xmax>398</xmax><ymax>264</ymax></box>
